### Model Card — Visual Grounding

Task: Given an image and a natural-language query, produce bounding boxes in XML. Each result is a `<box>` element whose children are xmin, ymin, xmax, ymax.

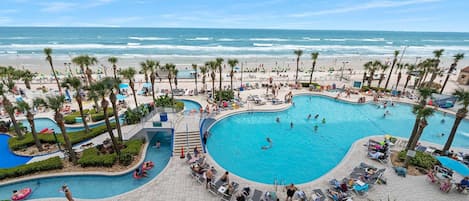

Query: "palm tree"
<box><xmin>377</xmin><ymin>63</ymin><xmax>388</xmax><ymax>88</ymax></box>
<box><xmin>120</xmin><ymin>67</ymin><xmax>138</xmax><ymax>109</ymax></box>
<box><xmin>72</xmin><ymin>55</ymin><xmax>89</xmax><ymax>86</ymax></box>
<box><xmin>20</xmin><ymin>70</ymin><xmax>35</xmax><ymax>90</ymax></box>
<box><xmin>192</xmin><ymin>64</ymin><xmax>199</xmax><ymax>95</ymax></box>
<box><xmin>62</xmin><ymin>77</ymin><xmax>90</xmax><ymax>132</ymax></box>
<box><xmin>208</xmin><ymin>61</ymin><xmax>217</xmax><ymax>98</ymax></box>
<box><xmin>91</xmin><ymin>79</ymin><xmax>121</xmax><ymax>155</ymax></box>
<box><xmin>46</xmin><ymin>95</ymin><xmax>77</xmax><ymax>165</ymax></box>
<box><xmin>440</xmin><ymin>53</ymin><xmax>464</xmax><ymax>94</ymax></box>
<box><xmin>227</xmin><ymin>59</ymin><xmax>238</xmax><ymax>92</ymax></box>
<box><xmin>403</xmin><ymin>64</ymin><xmax>416</xmax><ymax>90</ymax></box>
<box><xmin>384</xmin><ymin>50</ymin><xmax>399</xmax><ymax>90</ymax></box>
<box><xmin>405</xmin><ymin>87</ymin><xmax>433</xmax><ymax>151</ymax></box>
<box><xmin>394</xmin><ymin>63</ymin><xmax>405</xmax><ymax>90</ymax></box>
<box><xmin>404</xmin><ymin>104</ymin><xmax>434</xmax><ymax>167</ymax></box>
<box><xmin>149</xmin><ymin>60</ymin><xmax>159</xmax><ymax>101</ymax></box>
<box><xmin>309</xmin><ymin>52</ymin><xmax>319</xmax><ymax>84</ymax></box>
<box><xmin>173</xmin><ymin>68</ymin><xmax>179</xmax><ymax>89</ymax></box>
<box><xmin>17</xmin><ymin>100</ymin><xmax>43</xmax><ymax>151</ymax></box>
<box><xmin>200</xmin><ymin>65</ymin><xmax>208</xmax><ymax>93</ymax></box>
<box><xmin>140</xmin><ymin>61</ymin><xmax>151</xmax><ymax>84</ymax></box>
<box><xmin>363</xmin><ymin>61</ymin><xmax>377</xmax><ymax>87</ymax></box>
<box><xmin>108</xmin><ymin>57</ymin><xmax>119</xmax><ymax>79</ymax></box>
<box><xmin>44</xmin><ymin>48</ymin><xmax>62</xmax><ymax>94</ymax></box>
<box><xmin>443</xmin><ymin>89</ymin><xmax>469</xmax><ymax>152</ymax></box>
<box><xmin>85</xmin><ymin>56</ymin><xmax>98</xmax><ymax>86</ymax></box>
<box><xmin>164</xmin><ymin>63</ymin><xmax>176</xmax><ymax>99</ymax></box>
<box><xmin>216</xmin><ymin>58</ymin><xmax>224</xmax><ymax>93</ymax></box>
<box><xmin>0</xmin><ymin>83</ymin><xmax>23</xmax><ymax>139</ymax></box>
<box><xmin>294</xmin><ymin>49</ymin><xmax>303</xmax><ymax>84</ymax></box>
<box><xmin>109</xmin><ymin>77</ymin><xmax>123</xmax><ymax>141</ymax></box>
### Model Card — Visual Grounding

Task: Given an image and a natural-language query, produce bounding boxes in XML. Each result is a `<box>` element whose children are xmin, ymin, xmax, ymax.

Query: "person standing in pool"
<box><xmin>322</xmin><ymin>118</ymin><xmax>326</xmax><ymax>124</ymax></box>
<box><xmin>314</xmin><ymin>114</ymin><xmax>319</xmax><ymax>119</ymax></box>
<box><xmin>290</xmin><ymin>121</ymin><xmax>294</xmax><ymax>128</ymax></box>
<box><xmin>314</xmin><ymin>124</ymin><xmax>318</xmax><ymax>132</ymax></box>
<box><xmin>61</xmin><ymin>184</ymin><xmax>75</xmax><ymax>201</ymax></box>
<box><xmin>307</xmin><ymin>114</ymin><xmax>312</xmax><ymax>120</ymax></box>
<box><xmin>276</xmin><ymin>117</ymin><xmax>280</xmax><ymax>123</ymax></box>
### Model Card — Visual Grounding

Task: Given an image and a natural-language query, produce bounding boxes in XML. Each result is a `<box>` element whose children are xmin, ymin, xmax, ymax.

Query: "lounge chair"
<box><xmin>220</xmin><ymin>182</ymin><xmax>239</xmax><ymax>201</ymax></box>
<box><xmin>208</xmin><ymin>179</ymin><xmax>226</xmax><ymax>196</ymax></box>
<box><xmin>415</xmin><ymin>145</ymin><xmax>427</xmax><ymax>152</ymax></box>
<box><xmin>352</xmin><ymin>180</ymin><xmax>369</xmax><ymax>196</ymax></box>
<box><xmin>327</xmin><ymin>188</ymin><xmax>353</xmax><ymax>201</ymax></box>
<box><xmin>310</xmin><ymin>189</ymin><xmax>326</xmax><ymax>201</ymax></box>
<box><xmin>249</xmin><ymin>189</ymin><xmax>263</xmax><ymax>201</ymax></box>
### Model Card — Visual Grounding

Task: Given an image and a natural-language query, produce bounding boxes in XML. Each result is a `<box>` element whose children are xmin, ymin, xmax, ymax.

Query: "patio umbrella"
<box><xmin>119</xmin><ymin>83</ymin><xmax>129</xmax><ymax>90</ymax></box>
<box><xmin>116</xmin><ymin>94</ymin><xmax>126</xmax><ymax>101</ymax></box>
<box><xmin>436</xmin><ymin>156</ymin><xmax>469</xmax><ymax>177</ymax></box>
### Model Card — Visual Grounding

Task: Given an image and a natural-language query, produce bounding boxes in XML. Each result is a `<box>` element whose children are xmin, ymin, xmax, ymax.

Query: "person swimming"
<box><xmin>314</xmin><ymin>124</ymin><xmax>318</xmax><ymax>132</ymax></box>
<box><xmin>322</xmin><ymin>118</ymin><xmax>326</xmax><ymax>124</ymax></box>
<box><xmin>276</xmin><ymin>117</ymin><xmax>280</xmax><ymax>123</ymax></box>
<box><xmin>261</xmin><ymin>137</ymin><xmax>273</xmax><ymax>150</ymax></box>
<box><xmin>307</xmin><ymin>114</ymin><xmax>312</xmax><ymax>120</ymax></box>
<box><xmin>441</xmin><ymin>119</ymin><xmax>445</xmax><ymax>124</ymax></box>
<box><xmin>290</xmin><ymin>122</ymin><xmax>294</xmax><ymax>128</ymax></box>
<box><xmin>314</xmin><ymin>114</ymin><xmax>319</xmax><ymax>119</ymax></box>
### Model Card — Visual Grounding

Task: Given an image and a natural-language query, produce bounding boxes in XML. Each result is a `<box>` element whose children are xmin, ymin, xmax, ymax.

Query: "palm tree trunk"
<box><xmin>195</xmin><ymin>74</ymin><xmax>198</xmax><ymax>95</ymax></box>
<box><xmin>309</xmin><ymin>61</ymin><xmax>316</xmax><ymax>84</ymax></box>
<box><xmin>440</xmin><ymin>74</ymin><xmax>451</xmax><ymax>94</ymax></box>
<box><xmin>230</xmin><ymin>72</ymin><xmax>233</xmax><ymax>92</ymax></box>
<box><xmin>404</xmin><ymin>121</ymin><xmax>426</xmax><ymax>167</ymax></box>
<box><xmin>49</xmin><ymin>61</ymin><xmax>62</xmax><ymax>94</ymax></box>
<box><xmin>76</xmin><ymin>96</ymin><xmax>90</xmax><ymax>132</ymax></box>
<box><xmin>144</xmin><ymin>72</ymin><xmax>148</xmax><ymax>83</ymax></box>
<box><xmin>443</xmin><ymin>113</ymin><xmax>465</xmax><ymax>152</ymax></box>
<box><xmin>403</xmin><ymin>75</ymin><xmax>411</xmax><ymax>90</ymax></box>
<box><xmin>56</xmin><ymin>113</ymin><xmax>77</xmax><ymax>165</ymax></box>
<box><xmin>110</xmin><ymin>92</ymin><xmax>123</xmax><ymax>141</ymax></box>
<box><xmin>27</xmin><ymin>113</ymin><xmax>42</xmax><ymax>151</ymax></box>
<box><xmin>168</xmin><ymin>77</ymin><xmax>174</xmax><ymax>99</ymax></box>
<box><xmin>151</xmin><ymin>75</ymin><xmax>156</xmax><ymax>101</ymax></box>
<box><xmin>384</xmin><ymin>65</ymin><xmax>395</xmax><ymax>90</ymax></box>
<box><xmin>295</xmin><ymin>58</ymin><xmax>300</xmax><ymax>84</ymax></box>
<box><xmin>362</xmin><ymin>72</ymin><xmax>367</xmax><ymax>85</ymax></box>
<box><xmin>406</xmin><ymin>118</ymin><xmax>421</xmax><ymax>151</ymax></box>
<box><xmin>130</xmin><ymin>81</ymin><xmax>138</xmax><ymax>109</ymax></box>
<box><xmin>396</xmin><ymin>72</ymin><xmax>402</xmax><ymax>90</ymax></box>
<box><xmin>25</xmin><ymin>80</ymin><xmax>31</xmax><ymax>90</ymax></box>
<box><xmin>113</xmin><ymin>66</ymin><xmax>117</xmax><ymax>80</ymax></box>
<box><xmin>102</xmin><ymin>100</ymin><xmax>120</xmax><ymax>155</ymax></box>
<box><xmin>219</xmin><ymin>69</ymin><xmax>222</xmax><ymax>92</ymax></box>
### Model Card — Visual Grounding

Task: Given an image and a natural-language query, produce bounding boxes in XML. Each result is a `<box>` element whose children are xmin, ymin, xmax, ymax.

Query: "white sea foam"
<box><xmin>302</xmin><ymin>37</ymin><xmax>321</xmax><ymax>41</ymax></box>
<box><xmin>127</xmin><ymin>42</ymin><xmax>140</xmax><ymax>46</ymax></box>
<box><xmin>128</xmin><ymin>36</ymin><xmax>171</xmax><ymax>41</ymax></box>
<box><xmin>186</xmin><ymin>37</ymin><xmax>212</xmax><ymax>41</ymax></box>
<box><xmin>253</xmin><ymin>43</ymin><xmax>273</xmax><ymax>47</ymax></box>
<box><xmin>386</xmin><ymin>41</ymin><xmax>393</xmax><ymax>45</ymax></box>
<box><xmin>461</xmin><ymin>132</ymin><xmax>469</xmax><ymax>137</ymax></box>
<box><xmin>0</xmin><ymin>37</ymin><xmax>31</xmax><ymax>40</ymax></box>
<box><xmin>217</xmin><ymin>38</ymin><xmax>238</xmax><ymax>41</ymax></box>
<box><xmin>249</xmin><ymin>38</ymin><xmax>289</xmax><ymax>42</ymax></box>
<box><xmin>325</xmin><ymin>38</ymin><xmax>385</xmax><ymax>42</ymax></box>
<box><xmin>324</xmin><ymin>38</ymin><xmax>347</xmax><ymax>42</ymax></box>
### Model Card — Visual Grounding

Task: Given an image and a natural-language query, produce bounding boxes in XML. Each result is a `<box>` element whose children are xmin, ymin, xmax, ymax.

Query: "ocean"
<box><xmin>1</xmin><ymin>27</ymin><xmax>469</xmax><ymax>58</ymax></box>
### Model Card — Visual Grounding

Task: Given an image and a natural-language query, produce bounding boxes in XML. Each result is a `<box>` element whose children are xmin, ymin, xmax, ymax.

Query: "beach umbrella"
<box><xmin>116</xmin><ymin>94</ymin><xmax>126</xmax><ymax>101</ymax></box>
<box><xmin>436</xmin><ymin>156</ymin><xmax>469</xmax><ymax>176</ymax></box>
<box><xmin>119</xmin><ymin>83</ymin><xmax>129</xmax><ymax>89</ymax></box>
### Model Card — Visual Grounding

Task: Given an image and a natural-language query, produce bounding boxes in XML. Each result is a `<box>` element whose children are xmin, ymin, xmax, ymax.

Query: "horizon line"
<box><xmin>0</xmin><ymin>26</ymin><xmax>468</xmax><ymax>34</ymax></box>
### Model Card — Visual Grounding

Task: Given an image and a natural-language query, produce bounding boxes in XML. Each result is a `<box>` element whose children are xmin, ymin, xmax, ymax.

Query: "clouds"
<box><xmin>39</xmin><ymin>0</ymin><xmax>115</xmax><ymax>13</ymax></box>
<box><xmin>291</xmin><ymin>0</ymin><xmax>441</xmax><ymax>17</ymax></box>
<box><xmin>40</xmin><ymin>2</ymin><xmax>77</xmax><ymax>13</ymax></box>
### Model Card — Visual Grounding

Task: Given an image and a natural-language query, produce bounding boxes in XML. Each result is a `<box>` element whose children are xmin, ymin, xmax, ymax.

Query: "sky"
<box><xmin>0</xmin><ymin>0</ymin><xmax>468</xmax><ymax>32</ymax></box>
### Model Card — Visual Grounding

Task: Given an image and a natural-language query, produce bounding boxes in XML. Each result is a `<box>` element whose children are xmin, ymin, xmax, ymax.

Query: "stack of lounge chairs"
<box><xmin>367</xmin><ymin>139</ymin><xmax>390</xmax><ymax>164</ymax></box>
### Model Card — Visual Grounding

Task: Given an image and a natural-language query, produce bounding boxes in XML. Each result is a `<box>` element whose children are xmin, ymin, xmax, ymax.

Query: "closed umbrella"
<box><xmin>436</xmin><ymin>156</ymin><xmax>469</xmax><ymax>177</ymax></box>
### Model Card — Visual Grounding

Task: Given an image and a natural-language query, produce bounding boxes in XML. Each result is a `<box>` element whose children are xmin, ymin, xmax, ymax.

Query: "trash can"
<box><xmin>160</xmin><ymin>112</ymin><xmax>168</xmax><ymax>122</ymax></box>
<box><xmin>239</xmin><ymin>87</ymin><xmax>244</xmax><ymax>91</ymax></box>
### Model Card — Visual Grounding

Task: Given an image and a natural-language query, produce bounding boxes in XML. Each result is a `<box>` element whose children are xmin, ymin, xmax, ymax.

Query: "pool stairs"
<box><xmin>173</xmin><ymin>131</ymin><xmax>202</xmax><ymax>156</ymax></box>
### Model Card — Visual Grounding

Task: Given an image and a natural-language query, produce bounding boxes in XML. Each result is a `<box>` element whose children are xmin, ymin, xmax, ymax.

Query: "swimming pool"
<box><xmin>0</xmin><ymin>134</ymin><xmax>32</xmax><ymax>168</ymax></box>
<box><xmin>0</xmin><ymin>131</ymin><xmax>172</xmax><ymax>200</ymax></box>
<box><xmin>21</xmin><ymin>117</ymin><xmax>124</xmax><ymax>133</ymax></box>
<box><xmin>207</xmin><ymin>95</ymin><xmax>469</xmax><ymax>184</ymax></box>
<box><xmin>178</xmin><ymin>99</ymin><xmax>201</xmax><ymax>113</ymax></box>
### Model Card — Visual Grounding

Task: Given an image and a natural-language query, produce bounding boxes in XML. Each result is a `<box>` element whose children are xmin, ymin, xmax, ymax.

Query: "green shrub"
<box><xmin>8</xmin><ymin>123</ymin><xmax>116</xmax><ymax>150</ymax></box>
<box><xmin>215</xmin><ymin>90</ymin><xmax>234</xmax><ymax>101</ymax></box>
<box><xmin>0</xmin><ymin>156</ymin><xmax>63</xmax><ymax>180</ymax></box>
<box><xmin>64</xmin><ymin>115</ymin><xmax>77</xmax><ymax>124</ymax></box>
<box><xmin>118</xmin><ymin>153</ymin><xmax>133</xmax><ymax>166</ymax></box>
<box><xmin>154</xmin><ymin>95</ymin><xmax>173</xmax><ymax>107</ymax></box>
<box><xmin>398</xmin><ymin>150</ymin><xmax>438</xmax><ymax>169</ymax></box>
<box><xmin>78</xmin><ymin>148</ymin><xmax>117</xmax><ymax>167</ymax></box>
<box><xmin>91</xmin><ymin>113</ymin><xmax>105</xmax><ymax>122</ymax></box>
<box><xmin>174</xmin><ymin>101</ymin><xmax>184</xmax><ymax>112</ymax></box>
<box><xmin>122</xmin><ymin>139</ymin><xmax>144</xmax><ymax>156</ymax></box>
<box><xmin>361</xmin><ymin>86</ymin><xmax>391</xmax><ymax>93</ymax></box>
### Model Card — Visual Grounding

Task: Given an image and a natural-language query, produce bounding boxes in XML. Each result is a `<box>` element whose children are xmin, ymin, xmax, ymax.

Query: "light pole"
<box><xmin>340</xmin><ymin>61</ymin><xmax>349</xmax><ymax>81</ymax></box>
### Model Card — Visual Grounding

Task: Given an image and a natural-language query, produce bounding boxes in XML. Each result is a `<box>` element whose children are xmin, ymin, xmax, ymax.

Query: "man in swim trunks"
<box><xmin>286</xmin><ymin>183</ymin><xmax>297</xmax><ymax>201</ymax></box>
<box><xmin>205</xmin><ymin>168</ymin><xmax>214</xmax><ymax>189</ymax></box>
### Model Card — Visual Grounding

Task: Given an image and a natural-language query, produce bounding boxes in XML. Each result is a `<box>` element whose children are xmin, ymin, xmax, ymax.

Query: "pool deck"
<box><xmin>17</xmin><ymin>88</ymin><xmax>469</xmax><ymax>201</ymax></box>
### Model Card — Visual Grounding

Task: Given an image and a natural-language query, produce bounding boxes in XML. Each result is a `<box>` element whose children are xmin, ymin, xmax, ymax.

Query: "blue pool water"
<box><xmin>207</xmin><ymin>95</ymin><xmax>469</xmax><ymax>184</ymax></box>
<box><xmin>0</xmin><ymin>131</ymin><xmax>171</xmax><ymax>200</ymax></box>
<box><xmin>177</xmin><ymin>70</ymin><xmax>196</xmax><ymax>79</ymax></box>
<box><xmin>0</xmin><ymin>134</ymin><xmax>32</xmax><ymax>168</ymax></box>
<box><xmin>179</xmin><ymin>99</ymin><xmax>201</xmax><ymax>113</ymax></box>
<box><xmin>21</xmin><ymin>117</ymin><xmax>124</xmax><ymax>133</ymax></box>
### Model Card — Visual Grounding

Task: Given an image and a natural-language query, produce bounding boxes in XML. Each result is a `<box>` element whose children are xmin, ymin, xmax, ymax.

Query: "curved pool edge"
<box><xmin>0</xmin><ymin>141</ymin><xmax>150</xmax><ymax>188</ymax></box>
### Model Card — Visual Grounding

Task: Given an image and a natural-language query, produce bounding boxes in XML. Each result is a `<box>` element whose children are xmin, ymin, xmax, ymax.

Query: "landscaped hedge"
<box><xmin>0</xmin><ymin>156</ymin><xmax>63</xmax><ymax>180</ymax></box>
<box><xmin>64</xmin><ymin>115</ymin><xmax>77</xmax><ymax>124</ymax></box>
<box><xmin>361</xmin><ymin>86</ymin><xmax>392</xmax><ymax>93</ymax></box>
<box><xmin>78</xmin><ymin>148</ymin><xmax>117</xmax><ymax>167</ymax></box>
<box><xmin>64</xmin><ymin>108</ymin><xmax>114</xmax><ymax>124</ymax></box>
<box><xmin>8</xmin><ymin>123</ymin><xmax>116</xmax><ymax>151</ymax></box>
<box><xmin>300</xmin><ymin>82</ymin><xmax>320</xmax><ymax>88</ymax></box>
<box><xmin>398</xmin><ymin>150</ymin><xmax>438</xmax><ymax>169</ymax></box>
<box><xmin>78</xmin><ymin>139</ymin><xmax>144</xmax><ymax>167</ymax></box>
